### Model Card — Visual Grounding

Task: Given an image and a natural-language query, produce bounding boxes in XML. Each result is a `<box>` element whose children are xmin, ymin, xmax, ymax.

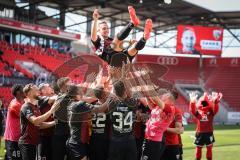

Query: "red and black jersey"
<box><xmin>91</xmin><ymin>36</ymin><xmax>113</xmax><ymax>63</ymax></box>
<box><xmin>108</xmin><ymin>98</ymin><xmax>138</xmax><ymax>138</ymax></box>
<box><xmin>38</xmin><ymin>96</ymin><xmax>54</xmax><ymax>137</ymax></box>
<box><xmin>68</xmin><ymin>101</ymin><xmax>93</xmax><ymax>144</ymax></box>
<box><xmin>165</xmin><ymin>106</ymin><xmax>183</xmax><ymax>145</ymax></box>
<box><xmin>133</xmin><ymin>102</ymin><xmax>150</xmax><ymax>139</ymax></box>
<box><xmin>19</xmin><ymin>102</ymin><xmax>41</xmax><ymax>145</ymax></box>
<box><xmin>190</xmin><ymin>102</ymin><xmax>219</xmax><ymax>133</ymax></box>
<box><xmin>91</xmin><ymin>101</ymin><xmax>110</xmax><ymax>138</ymax></box>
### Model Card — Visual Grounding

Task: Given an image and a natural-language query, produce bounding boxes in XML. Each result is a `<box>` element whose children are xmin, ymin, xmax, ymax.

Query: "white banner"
<box><xmin>228</xmin><ymin>112</ymin><xmax>240</xmax><ymax>120</ymax></box>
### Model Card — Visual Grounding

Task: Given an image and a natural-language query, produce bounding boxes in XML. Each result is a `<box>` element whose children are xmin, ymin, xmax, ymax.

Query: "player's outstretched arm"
<box><xmin>39</xmin><ymin>121</ymin><xmax>56</xmax><ymax>129</ymax></box>
<box><xmin>189</xmin><ymin>92</ymin><xmax>198</xmax><ymax>115</ymax></box>
<box><xmin>28</xmin><ymin>101</ymin><xmax>59</xmax><ymax>126</ymax></box>
<box><xmin>212</xmin><ymin>92</ymin><xmax>222</xmax><ymax>115</ymax></box>
<box><xmin>91</xmin><ymin>9</ymin><xmax>99</xmax><ymax>42</ymax></box>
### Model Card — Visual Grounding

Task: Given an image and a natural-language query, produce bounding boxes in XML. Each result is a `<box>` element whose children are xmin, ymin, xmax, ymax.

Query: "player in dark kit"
<box><xmin>52</xmin><ymin>77</ymin><xmax>72</xmax><ymax>160</ymax></box>
<box><xmin>38</xmin><ymin>83</ymin><xmax>56</xmax><ymax>160</ymax></box>
<box><xmin>66</xmin><ymin>84</ymin><xmax>111</xmax><ymax>160</ymax></box>
<box><xmin>107</xmin><ymin>80</ymin><xmax>139</xmax><ymax>160</ymax></box>
<box><xmin>18</xmin><ymin>84</ymin><xmax>58</xmax><ymax>160</ymax></box>
<box><xmin>189</xmin><ymin>92</ymin><xmax>222</xmax><ymax>160</ymax></box>
<box><xmin>91</xmin><ymin>6</ymin><xmax>152</xmax><ymax>67</ymax></box>
<box><xmin>89</xmin><ymin>86</ymin><xmax>110</xmax><ymax>160</ymax></box>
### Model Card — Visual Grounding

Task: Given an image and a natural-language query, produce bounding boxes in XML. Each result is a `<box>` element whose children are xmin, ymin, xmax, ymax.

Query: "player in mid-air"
<box><xmin>91</xmin><ymin>6</ymin><xmax>152</xmax><ymax>67</ymax></box>
<box><xmin>189</xmin><ymin>92</ymin><xmax>222</xmax><ymax>160</ymax></box>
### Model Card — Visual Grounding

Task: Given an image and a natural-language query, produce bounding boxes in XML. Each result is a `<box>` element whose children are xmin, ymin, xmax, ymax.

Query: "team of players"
<box><xmin>3</xmin><ymin>5</ymin><xmax>222</xmax><ymax>160</ymax></box>
<box><xmin>4</xmin><ymin>67</ymin><xmax>185</xmax><ymax>160</ymax></box>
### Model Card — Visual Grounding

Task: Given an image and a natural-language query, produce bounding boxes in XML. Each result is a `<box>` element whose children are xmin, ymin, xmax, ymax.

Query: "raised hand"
<box><xmin>212</xmin><ymin>92</ymin><xmax>222</xmax><ymax>103</ymax></box>
<box><xmin>189</xmin><ymin>92</ymin><xmax>198</xmax><ymax>103</ymax></box>
<box><xmin>93</xmin><ymin>9</ymin><xmax>99</xmax><ymax>20</ymax></box>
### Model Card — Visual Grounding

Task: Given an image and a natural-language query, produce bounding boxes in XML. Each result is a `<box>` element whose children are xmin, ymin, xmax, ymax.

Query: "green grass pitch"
<box><xmin>0</xmin><ymin>124</ymin><xmax>239</xmax><ymax>160</ymax></box>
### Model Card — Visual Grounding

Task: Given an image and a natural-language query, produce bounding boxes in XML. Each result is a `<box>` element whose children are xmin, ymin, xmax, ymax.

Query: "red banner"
<box><xmin>0</xmin><ymin>18</ymin><xmax>81</xmax><ymax>40</ymax></box>
<box><xmin>176</xmin><ymin>25</ymin><xmax>223</xmax><ymax>55</ymax></box>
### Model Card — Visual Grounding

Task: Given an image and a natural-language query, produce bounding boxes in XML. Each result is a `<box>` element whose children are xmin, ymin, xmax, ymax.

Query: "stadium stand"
<box><xmin>205</xmin><ymin>67</ymin><xmax>240</xmax><ymax>111</ymax></box>
<box><xmin>0</xmin><ymin>87</ymin><xmax>12</xmax><ymax>108</ymax></box>
<box><xmin>136</xmin><ymin>55</ymin><xmax>240</xmax><ymax>112</ymax></box>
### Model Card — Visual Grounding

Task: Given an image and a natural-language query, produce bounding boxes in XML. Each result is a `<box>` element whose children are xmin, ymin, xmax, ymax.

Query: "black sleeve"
<box><xmin>107</xmin><ymin>99</ymin><xmax>116</xmax><ymax>112</ymax></box>
<box><xmin>38</xmin><ymin>96</ymin><xmax>49</xmax><ymax>110</ymax></box>
<box><xmin>70</xmin><ymin>102</ymin><xmax>93</xmax><ymax>122</ymax></box>
<box><xmin>91</xmin><ymin>36</ymin><xmax>101</xmax><ymax>49</ymax></box>
<box><xmin>0</xmin><ymin>110</ymin><xmax>3</xmax><ymax>122</ymax></box>
<box><xmin>129</xmin><ymin>98</ymin><xmax>139</xmax><ymax>107</ymax></box>
<box><xmin>71</xmin><ymin>101</ymin><xmax>92</xmax><ymax>113</ymax></box>
<box><xmin>22</xmin><ymin>104</ymin><xmax>34</xmax><ymax>119</ymax></box>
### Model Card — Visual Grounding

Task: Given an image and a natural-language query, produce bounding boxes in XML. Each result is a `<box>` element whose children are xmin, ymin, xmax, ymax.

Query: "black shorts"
<box><xmin>66</xmin><ymin>140</ymin><xmax>88</xmax><ymax>160</ymax></box>
<box><xmin>135</xmin><ymin>138</ymin><xmax>144</xmax><ymax>160</ymax></box>
<box><xmin>89</xmin><ymin>135</ymin><xmax>109</xmax><ymax>160</ymax></box>
<box><xmin>108</xmin><ymin>136</ymin><xmax>137</xmax><ymax>160</ymax></box>
<box><xmin>194</xmin><ymin>132</ymin><xmax>215</xmax><ymax>146</ymax></box>
<box><xmin>18</xmin><ymin>143</ymin><xmax>36</xmax><ymax>160</ymax></box>
<box><xmin>141</xmin><ymin>139</ymin><xmax>165</xmax><ymax>160</ymax></box>
<box><xmin>161</xmin><ymin>145</ymin><xmax>181</xmax><ymax>160</ymax></box>
<box><xmin>179</xmin><ymin>145</ymin><xmax>183</xmax><ymax>160</ymax></box>
<box><xmin>5</xmin><ymin>140</ymin><xmax>22</xmax><ymax>160</ymax></box>
<box><xmin>51</xmin><ymin>134</ymin><xmax>68</xmax><ymax>160</ymax></box>
<box><xmin>38</xmin><ymin>136</ymin><xmax>52</xmax><ymax>160</ymax></box>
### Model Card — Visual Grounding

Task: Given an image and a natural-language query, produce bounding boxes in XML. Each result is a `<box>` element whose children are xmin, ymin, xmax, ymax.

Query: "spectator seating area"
<box><xmin>1</xmin><ymin>42</ymin><xmax>240</xmax><ymax>112</ymax></box>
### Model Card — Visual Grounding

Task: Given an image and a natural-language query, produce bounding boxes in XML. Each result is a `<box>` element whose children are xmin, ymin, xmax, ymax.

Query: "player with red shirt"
<box><xmin>189</xmin><ymin>92</ymin><xmax>222</xmax><ymax>160</ymax></box>
<box><xmin>135</xmin><ymin>69</ymin><xmax>175</xmax><ymax>160</ymax></box>
<box><xmin>4</xmin><ymin>84</ymin><xmax>25</xmax><ymax>160</ymax></box>
<box><xmin>161</xmin><ymin>91</ymin><xmax>184</xmax><ymax>160</ymax></box>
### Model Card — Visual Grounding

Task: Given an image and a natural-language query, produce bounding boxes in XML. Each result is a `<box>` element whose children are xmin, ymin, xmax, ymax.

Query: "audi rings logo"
<box><xmin>157</xmin><ymin>57</ymin><xmax>179</xmax><ymax>65</ymax></box>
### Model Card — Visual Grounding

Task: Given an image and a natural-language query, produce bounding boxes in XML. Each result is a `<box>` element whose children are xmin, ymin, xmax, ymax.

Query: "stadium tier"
<box><xmin>0</xmin><ymin>86</ymin><xmax>12</xmax><ymax>108</ymax></box>
<box><xmin>1</xmin><ymin>43</ymin><xmax>240</xmax><ymax>113</ymax></box>
<box><xmin>136</xmin><ymin>55</ymin><xmax>240</xmax><ymax>112</ymax></box>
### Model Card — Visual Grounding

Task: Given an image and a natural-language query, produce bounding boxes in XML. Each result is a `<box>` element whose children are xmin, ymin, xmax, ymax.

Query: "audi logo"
<box><xmin>157</xmin><ymin>57</ymin><xmax>179</xmax><ymax>65</ymax></box>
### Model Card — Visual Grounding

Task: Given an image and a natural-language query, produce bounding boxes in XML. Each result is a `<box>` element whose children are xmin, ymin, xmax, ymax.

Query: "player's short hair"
<box><xmin>67</xmin><ymin>84</ymin><xmax>79</xmax><ymax>97</ymax></box>
<box><xmin>201</xmin><ymin>101</ymin><xmax>209</xmax><ymax>107</ymax></box>
<box><xmin>171</xmin><ymin>89</ymin><xmax>179</xmax><ymax>100</ymax></box>
<box><xmin>11</xmin><ymin>84</ymin><xmax>23</xmax><ymax>97</ymax></box>
<box><xmin>52</xmin><ymin>82</ymin><xmax>60</xmax><ymax>94</ymax></box>
<box><xmin>57</xmin><ymin>77</ymin><xmax>70</xmax><ymax>89</ymax></box>
<box><xmin>93</xmin><ymin>86</ymin><xmax>104</xmax><ymax>99</ymax></box>
<box><xmin>98</xmin><ymin>20</ymin><xmax>108</xmax><ymax>26</ymax></box>
<box><xmin>23</xmin><ymin>83</ymin><xmax>34</xmax><ymax>96</ymax></box>
<box><xmin>113</xmin><ymin>80</ymin><xmax>126</xmax><ymax>97</ymax></box>
<box><xmin>38</xmin><ymin>83</ymin><xmax>50</xmax><ymax>92</ymax></box>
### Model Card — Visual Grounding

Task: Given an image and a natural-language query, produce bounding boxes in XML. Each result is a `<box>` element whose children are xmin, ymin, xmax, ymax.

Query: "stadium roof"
<box><xmin>16</xmin><ymin>0</ymin><xmax>240</xmax><ymax>33</ymax></box>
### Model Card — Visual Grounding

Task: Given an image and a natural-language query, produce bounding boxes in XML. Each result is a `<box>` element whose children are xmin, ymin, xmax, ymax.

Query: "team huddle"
<box><xmin>3</xmin><ymin>6</ymin><xmax>222</xmax><ymax>160</ymax></box>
